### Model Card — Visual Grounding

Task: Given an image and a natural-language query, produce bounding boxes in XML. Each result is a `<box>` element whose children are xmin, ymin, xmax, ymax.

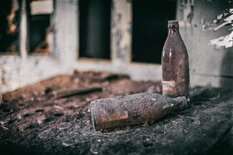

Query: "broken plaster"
<box><xmin>111</xmin><ymin>0</ymin><xmax>132</xmax><ymax>63</ymax></box>
<box><xmin>209</xmin><ymin>8</ymin><xmax>233</xmax><ymax>49</ymax></box>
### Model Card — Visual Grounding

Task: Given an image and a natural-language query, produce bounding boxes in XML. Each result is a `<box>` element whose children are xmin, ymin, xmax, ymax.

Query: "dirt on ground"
<box><xmin>0</xmin><ymin>71</ymin><xmax>232</xmax><ymax>155</ymax></box>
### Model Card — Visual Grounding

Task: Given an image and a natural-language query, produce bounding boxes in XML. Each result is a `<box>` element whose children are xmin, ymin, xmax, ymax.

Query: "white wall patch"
<box><xmin>210</xmin><ymin>31</ymin><xmax>233</xmax><ymax>49</ymax></box>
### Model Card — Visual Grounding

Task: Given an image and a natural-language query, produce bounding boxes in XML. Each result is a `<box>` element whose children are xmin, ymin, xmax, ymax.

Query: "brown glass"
<box><xmin>91</xmin><ymin>93</ymin><xmax>187</xmax><ymax>131</ymax></box>
<box><xmin>161</xmin><ymin>20</ymin><xmax>189</xmax><ymax>97</ymax></box>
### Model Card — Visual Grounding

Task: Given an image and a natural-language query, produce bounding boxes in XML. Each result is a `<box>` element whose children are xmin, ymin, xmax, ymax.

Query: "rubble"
<box><xmin>0</xmin><ymin>72</ymin><xmax>232</xmax><ymax>155</ymax></box>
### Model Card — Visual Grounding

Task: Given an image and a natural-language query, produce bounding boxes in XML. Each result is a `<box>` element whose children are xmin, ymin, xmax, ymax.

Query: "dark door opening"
<box><xmin>27</xmin><ymin>0</ymin><xmax>54</xmax><ymax>55</ymax></box>
<box><xmin>79</xmin><ymin>0</ymin><xmax>111</xmax><ymax>59</ymax></box>
<box><xmin>132</xmin><ymin>0</ymin><xmax>177</xmax><ymax>64</ymax></box>
<box><xmin>0</xmin><ymin>0</ymin><xmax>20</xmax><ymax>54</ymax></box>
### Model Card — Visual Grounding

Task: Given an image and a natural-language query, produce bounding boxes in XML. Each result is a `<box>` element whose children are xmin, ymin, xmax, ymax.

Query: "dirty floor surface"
<box><xmin>0</xmin><ymin>71</ymin><xmax>232</xmax><ymax>155</ymax></box>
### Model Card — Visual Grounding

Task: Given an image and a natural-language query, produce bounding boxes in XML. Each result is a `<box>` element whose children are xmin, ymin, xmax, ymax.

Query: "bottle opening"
<box><xmin>168</xmin><ymin>20</ymin><xmax>179</xmax><ymax>28</ymax></box>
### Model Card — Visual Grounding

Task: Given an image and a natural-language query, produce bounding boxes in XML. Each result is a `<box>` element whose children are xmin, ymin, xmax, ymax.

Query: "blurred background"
<box><xmin>0</xmin><ymin>0</ymin><xmax>232</xmax><ymax>92</ymax></box>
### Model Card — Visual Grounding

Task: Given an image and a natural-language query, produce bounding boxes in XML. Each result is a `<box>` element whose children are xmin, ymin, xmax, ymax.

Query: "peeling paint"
<box><xmin>200</xmin><ymin>17</ymin><xmax>216</xmax><ymax>31</ymax></box>
<box><xmin>209</xmin><ymin>8</ymin><xmax>233</xmax><ymax>49</ymax></box>
<box><xmin>209</xmin><ymin>31</ymin><xmax>233</xmax><ymax>49</ymax></box>
<box><xmin>213</xmin><ymin>9</ymin><xmax>233</xmax><ymax>31</ymax></box>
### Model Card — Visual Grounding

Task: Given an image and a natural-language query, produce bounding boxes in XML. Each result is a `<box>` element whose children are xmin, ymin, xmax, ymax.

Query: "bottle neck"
<box><xmin>173</xmin><ymin>96</ymin><xmax>188</xmax><ymax>110</ymax></box>
<box><xmin>168</xmin><ymin>28</ymin><xmax>179</xmax><ymax>36</ymax></box>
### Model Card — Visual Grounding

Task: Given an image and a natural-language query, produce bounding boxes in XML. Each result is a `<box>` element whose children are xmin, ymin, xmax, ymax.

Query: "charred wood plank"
<box><xmin>48</xmin><ymin>86</ymin><xmax>103</xmax><ymax>99</ymax></box>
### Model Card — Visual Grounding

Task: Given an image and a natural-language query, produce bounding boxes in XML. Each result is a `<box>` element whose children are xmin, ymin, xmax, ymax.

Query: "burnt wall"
<box><xmin>177</xmin><ymin>0</ymin><xmax>233</xmax><ymax>88</ymax></box>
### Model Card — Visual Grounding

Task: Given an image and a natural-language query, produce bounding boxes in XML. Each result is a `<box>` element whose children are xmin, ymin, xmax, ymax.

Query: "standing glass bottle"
<box><xmin>161</xmin><ymin>20</ymin><xmax>189</xmax><ymax>97</ymax></box>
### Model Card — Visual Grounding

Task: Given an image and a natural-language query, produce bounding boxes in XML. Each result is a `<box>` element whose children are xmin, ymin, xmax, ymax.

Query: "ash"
<box><xmin>0</xmin><ymin>72</ymin><xmax>232</xmax><ymax>155</ymax></box>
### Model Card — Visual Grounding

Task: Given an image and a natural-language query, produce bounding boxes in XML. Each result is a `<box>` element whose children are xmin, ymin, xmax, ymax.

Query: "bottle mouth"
<box><xmin>168</xmin><ymin>20</ymin><xmax>179</xmax><ymax>28</ymax></box>
<box><xmin>174</xmin><ymin>96</ymin><xmax>188</xmax><ymax>109</ymax></box>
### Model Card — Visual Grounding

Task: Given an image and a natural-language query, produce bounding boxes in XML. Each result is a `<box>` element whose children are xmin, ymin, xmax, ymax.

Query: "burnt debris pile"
<box><xmin>0</xmin><ymin>72</ymin><xmax>232</xmax><ymax>155</ymax></box>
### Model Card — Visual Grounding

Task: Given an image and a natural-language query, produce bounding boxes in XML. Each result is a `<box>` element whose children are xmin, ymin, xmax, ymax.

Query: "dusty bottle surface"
<box><xmin>162</xmin><ymin>20</ymin><xmax>190</xmax><ymax>97</ymax></box>
<box><xmin>90</xmin><ymin>92</ymin><xmax>187</xmax><ymax>131</ymax></box>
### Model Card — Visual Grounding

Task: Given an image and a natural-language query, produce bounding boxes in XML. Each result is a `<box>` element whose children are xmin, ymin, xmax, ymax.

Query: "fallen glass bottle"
<box><xmin>90</xmin><ymin>92</ymin><xmax>187</xmax><ymax>131</ymax></box>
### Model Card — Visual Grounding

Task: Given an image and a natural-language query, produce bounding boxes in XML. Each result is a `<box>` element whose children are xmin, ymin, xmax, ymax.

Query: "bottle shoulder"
<box><xmin>163</xmin><ymin>37</ymin><xmax>187</xmax><ymax>53</ymax></box>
